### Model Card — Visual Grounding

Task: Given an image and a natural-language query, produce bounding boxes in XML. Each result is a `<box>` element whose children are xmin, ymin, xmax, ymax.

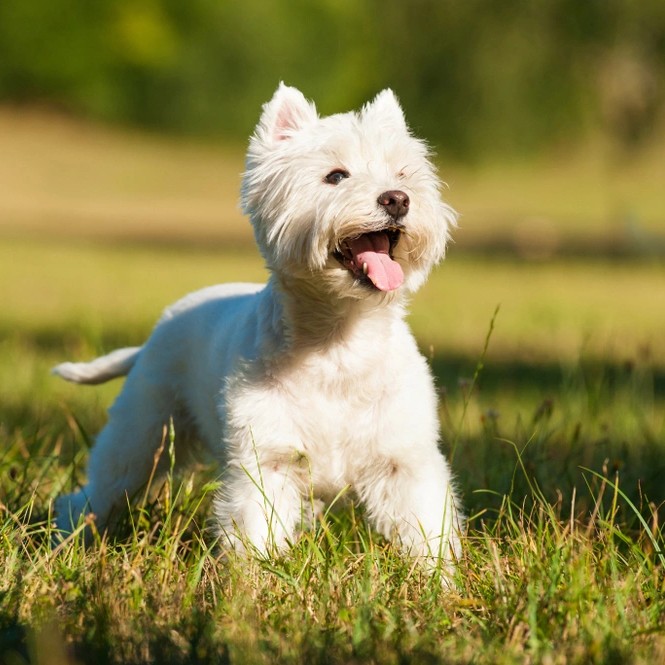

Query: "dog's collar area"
<box><xmin>333</xmin><ymin>228</ymin><xmax>404</xmax><ymax>292</ymax></box>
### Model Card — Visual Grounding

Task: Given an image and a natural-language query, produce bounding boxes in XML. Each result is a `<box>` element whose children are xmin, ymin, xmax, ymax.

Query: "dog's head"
<box><xmin>242</xmin><ymin>84</ymin><xmax>457</xmax><ymax>299</ymax></box>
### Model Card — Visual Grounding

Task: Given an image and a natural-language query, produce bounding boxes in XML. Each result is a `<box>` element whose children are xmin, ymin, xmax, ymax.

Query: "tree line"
<box><xmin>1</xmin><ymin>0</ymin><xmax>663</xmax><ymax>159</ymax></box>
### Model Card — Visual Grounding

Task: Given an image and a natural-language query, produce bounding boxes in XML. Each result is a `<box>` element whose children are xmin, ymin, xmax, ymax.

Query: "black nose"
<box><xmin>377</xmin><ymin>190</ymin><xmax>410</xmax><ymax>219</ymax></box>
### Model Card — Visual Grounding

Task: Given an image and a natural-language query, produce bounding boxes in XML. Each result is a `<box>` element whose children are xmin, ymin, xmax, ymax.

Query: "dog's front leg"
<box><xmin>213</xmin><ymin>451</ymin><xmax>310</xmax><ymax>557</ymax></box>
<box><xmin>355</xmin><ymin>449</ymin><xmax>461</xmax><ymax>568</ymax></box>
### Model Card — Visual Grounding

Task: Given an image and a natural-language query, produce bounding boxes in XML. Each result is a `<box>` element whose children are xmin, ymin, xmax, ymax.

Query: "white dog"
<box><xmin>53</xmin><ymin>84</ymin><xmax>462</xmax><ymax>568</ymax></box>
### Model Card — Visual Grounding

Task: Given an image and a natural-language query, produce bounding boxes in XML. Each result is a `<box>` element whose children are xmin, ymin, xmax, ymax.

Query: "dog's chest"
<box><xmin>271</xmin><ymin>339</ymin><xmax>409</xmax><ymax>486</ymax></box>
<box><xmin>221</xmin><ymin>312</ymin><xmax>430</xmax><ymax>494</ymax></box>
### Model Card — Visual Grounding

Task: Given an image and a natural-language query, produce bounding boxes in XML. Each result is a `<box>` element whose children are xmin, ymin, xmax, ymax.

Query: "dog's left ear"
<box><xmin>255</xmin><ymin>83</ymin><xmax>318</xmax><ymax>146</ymax></box>
<box><xmin>363</xmin><ymin>89</ymin><xmax>408</xmax><ymax>132</ymax></box>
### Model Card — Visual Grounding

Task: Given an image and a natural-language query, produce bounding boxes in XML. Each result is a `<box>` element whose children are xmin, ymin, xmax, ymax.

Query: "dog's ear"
<box><xmin>255</xmin><ymin>83</ymin><xmax>318</xmax><ymax>145</ymax></box>
<box><xmin>363</xmin><ymin>89</ymin><xmax>408</xmax><ymax>133</ymax></box>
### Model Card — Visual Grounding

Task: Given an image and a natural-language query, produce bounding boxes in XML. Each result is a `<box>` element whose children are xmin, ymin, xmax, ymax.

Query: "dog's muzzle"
<box><xmin>334</xmin><ymin>225</ymin><xmax>404</xmax><ymax>292</ymax></box>
<box><xmin>333</xmin><ymin>190</ymin><xmax>410</xmax><ymax>292</ymax></box>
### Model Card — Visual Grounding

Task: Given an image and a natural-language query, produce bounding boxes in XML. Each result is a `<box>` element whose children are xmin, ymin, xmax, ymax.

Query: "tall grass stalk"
<box><xmin>449</xmin><ymin>303</ymin><xmax>500</xmax><ymax>464</ymax></box>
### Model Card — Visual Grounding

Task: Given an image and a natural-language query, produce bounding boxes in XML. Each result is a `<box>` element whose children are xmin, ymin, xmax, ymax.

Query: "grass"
<box><xmin>3</xmin><ymin>235</ymin><xmax>664</xmax><ymax>367</ymax></box>
<box><xmin>2</xmin><ymin>334</ymin><xmax>664</xmax><ymax>664</ymax></box>
<box><xmin>1</xmin><ymin>110</ymin><xmax>665</xmax><ymax>663</ymax></box>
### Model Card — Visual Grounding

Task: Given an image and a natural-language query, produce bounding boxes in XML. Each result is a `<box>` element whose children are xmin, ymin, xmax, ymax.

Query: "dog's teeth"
<box><xmin>362</xmin><ymin>262</ymin><xmax>368</xmax><ymax>275</ymax></box>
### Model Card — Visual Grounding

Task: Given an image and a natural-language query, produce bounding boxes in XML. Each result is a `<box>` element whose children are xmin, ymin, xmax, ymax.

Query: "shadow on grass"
<box><xmin>7</xmin><ymin>323</ymin><xmax>663</xmax><ymax>396</ymax></box>
<box><xmin>431</xmin><ymin>352</ymin><xmax>665</xmax><ymax>523</ymax></box>
<box><xmin>431</xmin><ymin>353</ymin><xmax>665</xmax><ymax>401</ymax></box>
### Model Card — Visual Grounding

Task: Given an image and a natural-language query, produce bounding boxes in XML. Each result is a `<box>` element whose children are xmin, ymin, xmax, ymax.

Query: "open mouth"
<box><xmin>334</xmin><ymin>228</ymin><xmax>404</xmax><ymax>292</ymax></box>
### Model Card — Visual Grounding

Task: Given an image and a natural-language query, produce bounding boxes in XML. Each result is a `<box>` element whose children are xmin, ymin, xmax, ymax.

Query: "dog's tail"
<box><xmin>52</xmin><ymin>346</ymin><xmax>142</xmax><ymax>385</ymax></box>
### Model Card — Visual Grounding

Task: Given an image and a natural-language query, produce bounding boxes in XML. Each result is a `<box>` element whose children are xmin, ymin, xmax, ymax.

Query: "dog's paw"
<box><xmin>52</xmin><ymin>491</ymin><xmax>91</xmax><ymax>543</ymax></box>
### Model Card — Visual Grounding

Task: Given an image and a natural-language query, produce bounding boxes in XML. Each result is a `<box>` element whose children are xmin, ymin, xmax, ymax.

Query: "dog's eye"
<box><xmin>324</xmin><ymin>169</ymin><xmax>350</xmax><ymax>185</ymax></box>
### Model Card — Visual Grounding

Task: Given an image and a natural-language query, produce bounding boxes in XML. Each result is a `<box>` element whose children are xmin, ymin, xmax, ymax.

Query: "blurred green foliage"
<box><xmin>1</xmin><ymin>0</ymin><xmax>663</xmax><ymax>159</ymax></box>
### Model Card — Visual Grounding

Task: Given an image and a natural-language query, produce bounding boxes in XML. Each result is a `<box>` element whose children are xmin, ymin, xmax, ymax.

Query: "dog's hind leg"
<box><xmin>54</xmin><ymin>368</ymin><xmax>177</xmax><ymax>540</ymax></box>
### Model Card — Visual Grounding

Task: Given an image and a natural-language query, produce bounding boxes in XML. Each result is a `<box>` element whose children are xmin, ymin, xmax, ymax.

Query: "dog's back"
<box><xmin>52</xmin><ymin>282</ymin><xmax>265</xmax><ymax>386</ymax></box>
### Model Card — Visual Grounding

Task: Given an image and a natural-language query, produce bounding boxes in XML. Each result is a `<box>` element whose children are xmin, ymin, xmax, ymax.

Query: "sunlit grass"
<box><xmin>418</xmin><ymin>255</ymin><xmax>665</xmax><ymax>366</ymax></box>
<box><xmin>3</xmin><ymin>236</ymin><xmax>664</xmax><ymax>369</ymax></box>
<box><xmin>448</xmin><ymin>132</ymin><xmax>665</xmax><ymax>244</ymax></box>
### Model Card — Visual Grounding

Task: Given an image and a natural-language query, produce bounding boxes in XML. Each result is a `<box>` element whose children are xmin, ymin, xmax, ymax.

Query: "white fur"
<box><xmin>53</xmin><ymin>84</ymin><xmax>462</xmax><ymax>569</ymax></box>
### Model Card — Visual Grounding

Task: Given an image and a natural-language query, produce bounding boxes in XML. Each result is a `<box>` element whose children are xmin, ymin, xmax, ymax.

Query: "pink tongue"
<box><xmin>347</xmin><ymin>232</ymin><xmax>404</xmax><ymax>292</ymax></box>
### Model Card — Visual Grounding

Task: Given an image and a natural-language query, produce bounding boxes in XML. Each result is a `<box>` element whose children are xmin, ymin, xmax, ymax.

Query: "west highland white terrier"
<box><xmin>53</xmin><ymin>84</ymin><xmax>462</xmax><ymax>569</ymax></box>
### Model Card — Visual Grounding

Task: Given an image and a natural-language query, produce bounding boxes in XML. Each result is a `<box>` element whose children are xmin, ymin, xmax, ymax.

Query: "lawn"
<box><xmin>1</xmin><ymin>111</ymin><xmax>664</xmax><ymax>664</ymax></box>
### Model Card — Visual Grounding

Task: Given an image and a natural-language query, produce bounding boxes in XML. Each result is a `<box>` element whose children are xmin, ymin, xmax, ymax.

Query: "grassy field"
<box><xmin>1</xmin><ymin>111</ymin><xmax>664</xmax><ymax>663</ymax></box>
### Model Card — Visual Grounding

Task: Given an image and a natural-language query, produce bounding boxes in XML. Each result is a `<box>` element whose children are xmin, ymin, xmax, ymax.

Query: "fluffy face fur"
<box><xmin>52</xmin><ymin>84</ymin><xmax>462</xmax><ymax>576</ymax></box>
<box><xmin>243</xmin><ymin>85</ymin><xmax>455</xmax><ymax>296</ymax></box>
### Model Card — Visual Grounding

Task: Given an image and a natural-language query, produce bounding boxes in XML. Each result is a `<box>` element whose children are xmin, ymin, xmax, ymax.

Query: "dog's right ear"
<box><xmin>255</xmin><ymin>83</ymin><xmax>318</xmax><ymax>146</ymax></box>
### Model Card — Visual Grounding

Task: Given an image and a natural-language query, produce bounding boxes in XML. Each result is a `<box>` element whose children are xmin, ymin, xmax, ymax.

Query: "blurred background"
<box><xmin>1</xmin><ymin>0</ymin><xmax>664</xmax><ymax>506</ymax></box>
<box><xmin>2</xmin><ymin>0</ymin><xmax>664</xmax><ymax>230</ymax></box>
<box><xmin>2</xmin><ymin>0</ymin><xmax>664</xmax><ymax>246</ymax></box>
